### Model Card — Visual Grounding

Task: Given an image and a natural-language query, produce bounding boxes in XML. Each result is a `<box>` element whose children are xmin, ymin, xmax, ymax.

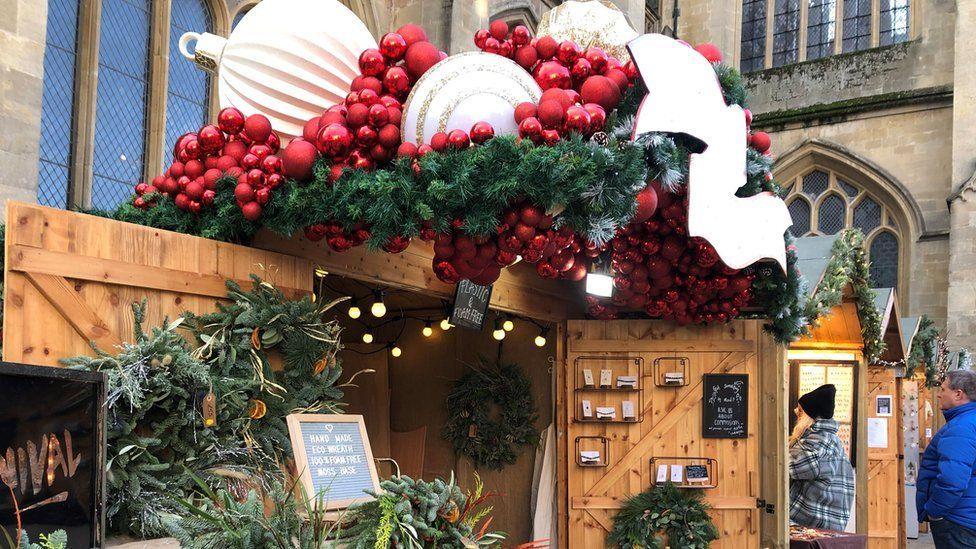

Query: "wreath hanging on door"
<box><xmin>608</xmin><ymin>483</ymin><xmax>718</xmax><ymax>549</ymax></box>
<box><xmin>442</xmin><ymin>360</ymin><xmax>539</xmax><ymax>470</ymax></box>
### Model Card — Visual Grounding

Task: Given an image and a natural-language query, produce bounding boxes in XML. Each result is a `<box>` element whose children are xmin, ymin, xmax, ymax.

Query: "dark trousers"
<box><xmin>932</xmin><ymin>519</ymin><xmax>976</xmax><ymax>548</ymax></box>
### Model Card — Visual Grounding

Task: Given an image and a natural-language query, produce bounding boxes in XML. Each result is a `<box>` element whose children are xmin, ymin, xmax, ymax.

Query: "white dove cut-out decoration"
<box><xmin>627</xmin><ymin>33</ymin><xmax>791</xmax><ymax>272</ymax></box>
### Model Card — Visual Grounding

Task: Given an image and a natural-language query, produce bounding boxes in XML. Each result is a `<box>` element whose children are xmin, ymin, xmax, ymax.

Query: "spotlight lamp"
<box><xmin>370</xmin><ymin>291</ymin><xmax>387</xmax><ymax>318</ymax></box>
<box><xmin>585</xmin><ymin>261</ymin><xmax>613</xmax><ymax>298</ymax></box>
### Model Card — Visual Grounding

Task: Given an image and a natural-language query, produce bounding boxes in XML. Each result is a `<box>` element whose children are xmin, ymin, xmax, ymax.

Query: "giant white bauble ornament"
<box><xmin>178</xmin><ymin>0</ymin><xmax>377</xmax><ymax>143</ymax></box>
<box><xmin>401</xmin><ymin>52</ymin><xmax>542</xmax><ymax>145</ymax></box>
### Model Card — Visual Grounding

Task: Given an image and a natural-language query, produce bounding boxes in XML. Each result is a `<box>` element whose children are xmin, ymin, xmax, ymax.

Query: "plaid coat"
<box><xmin>789</xmin><ymin>418</ymin><xmax>856</xmax><ymax>531</ymax></box>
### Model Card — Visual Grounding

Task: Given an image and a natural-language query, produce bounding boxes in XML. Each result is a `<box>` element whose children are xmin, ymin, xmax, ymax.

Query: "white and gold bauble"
<box><xmin>537</xmin><ymin>0</ymin><xmax>639</xmax><ymax>63</ymax></box>
<box><xmin>401</xmin><ymin>52</ymin><xmax>542</xmax><ymax>145</ymax></box>
<box><xmin>178</xmin><ymin>0</ymin><xmax>377</xmax><ymax>143</ymax></box>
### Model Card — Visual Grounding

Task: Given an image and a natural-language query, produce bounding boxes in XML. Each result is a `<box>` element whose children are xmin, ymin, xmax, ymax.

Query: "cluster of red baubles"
<box><xmin>586</xmin><ymin>182</ymin><xmax>756</xmax><ymax>323</ymax></box>
<box><xmin>134</xmin><ymin>108</ymin><xmax>281</xmax><ymax>221</ymax></box>
<box><xmin>302</xmin><ymin>219</ymin><xmax>413</xmax><ymax>256</ymax></box>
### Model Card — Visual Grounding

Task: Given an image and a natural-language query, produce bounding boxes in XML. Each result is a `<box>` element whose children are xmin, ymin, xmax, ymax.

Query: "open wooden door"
<box><xmin>563</xmin><ymin>319</ymin><xmax>786</xmax><ymax>548</ymax></box>
<box><xmin>866</xmin><ymin>366</ymin><xmax>906</xmax><ymax>549</ymax></box>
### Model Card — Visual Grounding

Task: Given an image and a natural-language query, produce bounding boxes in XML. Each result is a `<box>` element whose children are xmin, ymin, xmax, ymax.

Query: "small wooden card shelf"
<box><xmin>575</xmin><ymin>436</ymin><xmax>610</xmax><ymax>467</ymax></box>
<box><xmin>573</xmin><ymin>355</ymin><xmax>643</xmax><ymax>424</ymax></box>
<box><xmin>649</xmin><ymin>456</ymin><xmax>718</xmax><ymax>489</ymax></box>
<box><xmin>653</xmin><ymin>356</ymin><xmax>690</xmax><ymax>387</ymax></box>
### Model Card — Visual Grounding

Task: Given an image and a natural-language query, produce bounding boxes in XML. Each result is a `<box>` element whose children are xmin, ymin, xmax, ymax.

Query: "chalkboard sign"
<box><xmin>702</xmin><ymin>373</ymin><xmax>748</xmax><ymax>438</ymax></box>
<box><xmin>0</xmin><ymin>362</ymin><xmax>106</xmax><ymax>548</ymax></box>
<box><xmin>287</xmin><ymin>414</ymin><xmax>380</xmax><ymax>510</ymax></box>
<box><xmin>449</xmin><ymin>280</ymin><xmax>493</xmax><ymax>330</ymax></box>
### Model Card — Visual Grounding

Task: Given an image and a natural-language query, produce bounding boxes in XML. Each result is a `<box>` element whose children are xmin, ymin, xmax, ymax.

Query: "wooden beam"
<box><xmin>251</xmin><ymin>230</ymin><xmax>583</xmax><ymax>321</ymax></box>
<box><xmin>760</xmin><ymin>331</ymin><xmax>789</xmax><ymax>548</ymax></box>
<box><xmin>569</xmin><ymin>339</ymin><xmax>756</xmax><ymax>353</ymax></box>
<box><xmin>573</xmin><ymin>495</ymin><xmax>757</xmax><ymax>510</ymax></box>
<box><xmin>8</xmin><ymin>245</ymin><xmax>306</xmax><ymax>300</ymax></box>
<box><xmin>24</xmin><ymin>272</ymin><xmax>124</xmax><ymax>352</ymax></box>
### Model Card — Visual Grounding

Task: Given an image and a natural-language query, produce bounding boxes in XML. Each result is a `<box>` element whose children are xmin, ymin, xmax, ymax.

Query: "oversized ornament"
<box><xmin>536</xmin><ymin>0</ymin><xmax>639</xmax><ymax>64</ymax></box>
<box><xmin>401</xmin><ymin>52</ymin><xmax>542</xmax><ymax>145</ymax></box>
<box><xmin>178</xmin><ymin>0</ymin><xmax>377</xmax><ymax>144</ymax></box>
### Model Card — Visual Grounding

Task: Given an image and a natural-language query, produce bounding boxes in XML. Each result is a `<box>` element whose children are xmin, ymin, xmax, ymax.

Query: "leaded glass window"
<box><xmin>806</xmin><ymin>0</ymin><xmax>836</xmax><ymax>60</ymax></box>
<box><xmin>843</xmin><ymin>0</ymin><xmax>872</xmax><ymax>52</ymax></box>
<box><xmin>772</xmin><ymin>0</ymin><xmax>800</xmax><ymax>67</ymax></box>
<box><xmin>783</xmin><ymin>167</ymin><xmax>903</xmax><ymax>290</ymax></box>
<box><xmin>741</xmin><ymin>0</ymin><xmax>768</xmax><ymax>72</ymax></box>
<box><xmin>165</xmin><ymin>0</ymin><xmax>213</xmax><ymax>166</ymax></box>
<box><xmin>37</xmin><ymin>0</ymin><xmax>81</xmax><ymax>209</ymax></box>
<box><xmin>232</xmin><ymin>6</ymin><xmax>249</xmax><ymax>29</ymax></box>
<box><xmin>91</xmin><ymin>0</ymin><xmax>151</xmax><ymax>210</ymax></box>
<box><xmin>880</xmin><ymin>0</ymin><xmax>910</xmax><ymax>45</ymax></box>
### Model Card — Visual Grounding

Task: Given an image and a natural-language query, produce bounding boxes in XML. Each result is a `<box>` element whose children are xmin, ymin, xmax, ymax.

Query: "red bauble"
<box><xmin>355</xmin><ymin>126</ymin><xmax>377</xmax><ymax>148</ymax></box>
<box><xmin>346</xmin><ymin>103</ymin><xmax>369</xmax><ymax>128</ymax></box>
<box><xmin>519</xmin><ymin>117</ymin><xmax>543</xmax><ymax>139</ymax></box>
<box><xmin>584</xmin><ymin>46</ymin><xmax>608</xmax><ymax>73</ymax></box>
<box><xmin>514</xmin><ymin>45</ymin><xmax>539</xmax><ymax>70</ymax></box>
<box><xmin>472</xmin><ymin>264</ymin><xmax>501</xmax><ymax>285</ymax></box>
<box><xmin>556</xmin><ymin>40</ymin><xmax>580</xmax><ymax>64</ymax></box>
<box><xmin>536</xmin><ymin>261</ymin><xmax>559</xmax><ymax>279</ymax></box>
<box><xmin>512</xmin><ymin>25</ymin><xmax>531</xmax><ymax>46</ymax></box>
<box><xmin>223</xmin><ymin>140</ymin><xmax>248</xmax><ymax>162</ymax></box>
<box><xmin>367</xmin><ymin>103</ymin><xmax>389</xmax><ymax>128</ymax></box>
<box><xmin>535</xmin><ymin>61</ymin><xmax>571</xmax><ymax>90</ymax></box>
<box><xmin>694</xmin><ymin>43</ymin><xmax>723</xmax><ymax>63</ymax></box>
<box><xmin>604</xmin><ymin>68</ymin><xmax>630</xmax><ymax>93</ymax></box>
<box><xmin>563</xmin><ymin>261</ymin><xmax>587</xmax><ymax>281</ymax></box>
<box><xmin>433</xmin><ymin>260</ymin><xmax>460</xmax><ymax>283</ymax></box>
<box><xmin>184</xmin><ymin>159</ymin><xmax>204</xmax><ymax>179</ymax></box>
<box><xmin>379</xmin><ymin>33</ymin><xmax>408</xmax><ymax>61</ymax></box>
<box><xmin>261</xmin><ymin>154</ymin><xmax>281</xmax><ymax>173</ymax></box>
<box><xmin>489</xmin><ymin>19</ymin><xmax>509</xmax><ymax>40</ymax></box>
<box><xmin>571</xmin><ymin>58</ymin><xmax>592</xmax><ymax>81</ymax></box>
<box><xmin>378</xmin><ymin>124</ymin><xmax>400</xmax><ymax>149</ymax></box>
<box><xmin>404</xmin><ymin>41</ymin><xmax>442</xmax><ymax>78</ymax></box>
<box><xmin>580</xmin><ymin>75</ymin><xmax>621</xmax><ymax>111</ymax></box>
<box><xmin>383</xmin><ymin>67</ymin><xmax>410</xmax><ymax>97</ymax></box>
<box><xmin>564</xmin><ymin>106</ymin><xmax>591</xmax><ymax>134</ymax></box>
<box><xmin>469</xmin><ymin>121</ymin><xmax>495</xmax><ymax>144</ymax></box>
<box><xmin>474</xmin><ymin>29</ymin><xmax>490</xmax><ymax>49</ymax></box>
<box><xmin>537</xmin><ymin>99</ymin><xmax>565</xmax><ymax>128</ymax></box>
<box><xmin>183</xmin><ymin>139</ymin><xmax>201</xmax><ymax>159</ymax></box>
<box><xmin>542</xmin><ymin>129</ymin><xmax>561</xmax><ymax>146</ymax></box>
<box><xmin>239</xmin><ymin>201</ymin><xmax>261</xmax><ymax>221</ymax></box>
<box><xmin>541</xmin><ymin>88</ymin><xmax>572</xmax><ymax>108</ymax></box>
<box><xmin>447</xmin><ymin>129</ymin><xmax>470</xmax><ymax>149</ymax></box>
<box><xmin>483</xmin><ymin>37</ymin><xmax>500</xmax><ymax>54</ymax></box>
<box><xmin>514</xmin><ymin>102</ymin><xmax>537</xmax><ymax>123</ymax></box>
<box><xmin>197</xmin><ymin>124</ymin><xmax>225</xmax><ymax>152</ymax></box>
<box><xmin>751</xmin><ymin>131</ymin><xmax>771</xmax><ymax>153</ymax></box>
<box><xmin>358</xmin><ymin>88</ymin><xmax>379</xmax><ymax>106</ymax></box>
<box><xmin>744</xmin><ymin>109</ymin><xmax>753</xmax><ymax>127</ymax></box>
<box><xmin>397</xmin><ymin>24</ymin><xmax>428</xmax><ymax>46</ymax></box>
<box><xmin>243</xmin><ymin>114</ymin><xmax>272</xmax><ymax>143</ymax></box>
<box><xmin>217</xmin><ymin>107</ymin><xmax>245</xmax><ymax>134</ymax></box>
<box><xmin>281</xmin><ymin>139</ymin><xmax>318</xmax><ymax>181</ymax></box>
<box><xmin>583</xmin><ymin>103</ymin><xmax>607</xmax><ymax>133</ymax></box>
<box><xmin>317</xmin><ymin>123</ymin><xmax>353</xmax><ymax>157</ymax></box>
<box><xmin>536</xmin><ymin>36</ymin><xmax>558</xmax><ymax>59</ymax></box>
<box><xmin>551</xmin><ymin>249</ymin><xmax>575</xmax><ymax>272</ymax></box>
<box><xmin>647</xmin><ymin>256</ymin><xmax>671</xmax><ymax>279</ymax></box>
<box><xmin>383</xmin><ymin>235</ymin><xmax>411</xmax><ymax>254</ymax></box>
<box><xmin>397</xmin><ymin>142</ymin><xmax>418</xmax><ymax>158</ymax></box>
<box><xmin>661</xmin><ymin>235</ymin><xmax>686</xmax><ymax>261</ymax></box>
<box><xmin>633</xmin><ymin>184</ymin><xmax>659</xmax><ymax>222</ymax></box>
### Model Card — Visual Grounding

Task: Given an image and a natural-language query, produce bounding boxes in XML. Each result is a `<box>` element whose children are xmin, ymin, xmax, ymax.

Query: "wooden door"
<box><xmin>3</xmin><ymin>202</ymin><xmax>312</xmax><ymax>367</ymax></box>
<box><xmin>563</xmin><ymin>320</ymin><xmax>785</xmax><ymax>548</ymax></box>
<box><xmin>866</xmin><ymin>366</ymin><xmax>905</xmax><ymax>549</ymax></box>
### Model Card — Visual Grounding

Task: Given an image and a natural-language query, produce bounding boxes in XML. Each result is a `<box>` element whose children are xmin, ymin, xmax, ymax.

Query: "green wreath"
<box><xmin>608</xmin><ymin>483</ymin><xmax>719</xmax><ymax>549</ymax></box>
<box><xmin>442</xmin><ymin>361</ymin><xmax>539</xmax><ymax>470</ymax></box>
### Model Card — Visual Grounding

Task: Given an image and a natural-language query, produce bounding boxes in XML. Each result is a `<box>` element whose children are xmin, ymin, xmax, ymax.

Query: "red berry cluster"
<box><xmin>134</xmin><ymin>107</ymin><xmax>281</xmax><ymax>221</ymax></box>
<box><xmin>285</xmin><ymin>24</ymin><xmax>446</xmax><ymax>181</ymax></box>
<box><xmin>588</xmin><ymin>182</ymin><xmax>755</xmax><ymax>324</ymax></box>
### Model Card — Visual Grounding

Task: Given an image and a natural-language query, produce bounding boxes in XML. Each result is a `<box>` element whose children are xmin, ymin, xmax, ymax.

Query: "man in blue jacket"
<box><xmin>919</xmin><ymin>369</ymin><xmax>976</xmax><ymax>547</ymax></box>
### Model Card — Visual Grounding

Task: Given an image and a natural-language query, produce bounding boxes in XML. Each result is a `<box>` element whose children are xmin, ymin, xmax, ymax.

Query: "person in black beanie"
<box><xmin>789</xmin><ymin>384</ymin><xmax>856</xmax><ymax>531</ymax></box>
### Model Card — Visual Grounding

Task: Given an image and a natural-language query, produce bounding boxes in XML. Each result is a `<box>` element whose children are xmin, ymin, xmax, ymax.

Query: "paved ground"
<box><xmin>909</xmin><ymin>533</ymin><xmax>936</xmax><ymax>548</ymax></box>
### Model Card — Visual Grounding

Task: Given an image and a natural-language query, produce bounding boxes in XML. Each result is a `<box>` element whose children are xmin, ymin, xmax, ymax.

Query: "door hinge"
<box><xmin>756</xmin><ymin>499</ymin><xmax>775</xmax><ymax>514</ymax></box>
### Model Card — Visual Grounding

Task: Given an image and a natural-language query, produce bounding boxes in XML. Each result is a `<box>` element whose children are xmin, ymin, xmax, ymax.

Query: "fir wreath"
<box><xmin>607</xmin><ymin>483</ymin><xmax>718</xmax><ymax>549</ymax></box>
<box><xmin>442</xmin><ymin>361</ymin><xmax>539</xmax><ymax>470</ymax></box>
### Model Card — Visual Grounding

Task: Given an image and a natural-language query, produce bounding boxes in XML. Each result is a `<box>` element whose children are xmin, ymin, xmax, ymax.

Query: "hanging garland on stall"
<box><xmin>62</xmin><ymin>278</ymin><xmax>350</xmax><ymax>539</ymax></box>
<box><xmin>906</xmin><ymin>315</ymin><xmax>938</xmax><ymax>383</ymax></box>
<box><xmin>442</xmin><ymin>360</ymin><xmax>539</xmax><ymax>470</ymax></box>
<box><xmin>607</xmin><ymin>483</ymin><xmax>718</xmax><ymax>549</ymax></box>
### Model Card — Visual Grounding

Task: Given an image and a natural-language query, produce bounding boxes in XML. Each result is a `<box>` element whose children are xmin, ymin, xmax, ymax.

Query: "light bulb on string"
<box><xmin>492</xmin><ymin>318</ymin><xmax>506</xmax><ymax>341</ymax></box>
<box><xmin>362</xmin><ymin>332</ymin><xmax>374</xmax><ymax>344</ymax></box>
<box><xmin>502</xmin><ymin>316</ymin><xmax>515</xmax><ymax>332</ymax></box>
<box><xmin>370</xmin><ymin>291</ymin><xmax>387</xmax><ymax>318</ymax></box>
<box><xmin>391</xmin><ymin>345</ymin><xmax>402</xmax><ymax>358</ymax></box>
<box><xmin>535</xmin><ymin>327</ymin><xmax>549</xmax><ymax>347</ymax></box>
<box><xmin>440</xmin><ymin>318</ymin><xmax>453</xmax><ymax>330</ymax></box>
<box><xmin>348</xmin><ymin>305</ymin><xmax>362</xmax><ymax>319</ymax></box>
<box><xmin>422</xmin><ymin>322</ymin><xmax>433</xmax><ymax>337</ymax></box>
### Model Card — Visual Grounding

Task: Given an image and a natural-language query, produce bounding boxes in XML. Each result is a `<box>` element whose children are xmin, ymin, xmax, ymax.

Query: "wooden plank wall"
<box><xmin>3</xmin><ymin>202</ymin><xmax>313</xmax><ymax>367</ymax></box>
<box><xmin>866</xmin><ymin>366</ymin><xmax>906</xmax><ymax>549</ymax></box>
<box><xmin>563</xmin><ymin>319</ymin><xmax>788</xmax><ymax>548</ymax></box>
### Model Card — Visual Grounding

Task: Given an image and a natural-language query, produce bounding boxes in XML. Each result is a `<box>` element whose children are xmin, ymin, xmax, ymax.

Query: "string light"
<box><xmin>391</xmin><ymin>345</ymin><xmax>402</xmax><ymax>358</ymax></box>
<box><xmin>314</xmin><ymin>267</ymin><xmax>328</xmax><ymax>278</ymax></box>
<box><xmin>502</xmin><ymin>316</ymin><xmax>515</xmax><ymax>332</ymax></box>
<box><xmin>362</xmin><ymin>332</ymin><xmax>374</xmax><ymax>344</ymax></box>
<box><xmin>422</xmin><ymin>322</ymin><xmax>433</xmax><ymax>337</ymax></box>
<box><xmin>535</xmin><ymin>327</ymin><xmax>548</xmax><ymax>347</ymax></box>
<box><xmin>492</xmin><ymin>318</ymin><xmax>506</xmax><ymax>341</ymax></box>
<box><xmin>440</xmin><ymin>318</ymin><xmax>453</xmax><ymax>330</ymax></box>
<box><xmin>370</xmin><ymin>291</ymin><xmax>387</xmax><ymax>318</ymax></box>
<box><xmin>348</xmin><ymin>305</ymin><xmax>362</xmax><ymax>319</ymax></box>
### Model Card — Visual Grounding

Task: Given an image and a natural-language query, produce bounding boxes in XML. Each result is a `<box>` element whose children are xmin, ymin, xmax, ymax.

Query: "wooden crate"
<box><xmin>3</xmin><ymin>202</ymin><xmax>313</xmax><ymax>367</ymax></box>
<box><xmin>561</xmin><ymin>319</ymin><xmax>788</xmax><ymax>548</ymax></box>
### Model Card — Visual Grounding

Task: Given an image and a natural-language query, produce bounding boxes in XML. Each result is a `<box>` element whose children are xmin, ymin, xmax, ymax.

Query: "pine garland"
<box><xmin>441</xmin><ymin>361</ymin><xmax>539</xmax><ymax>470</ymax></box>
<box><xmin>62</xmin><ymin>278</ymin><xmax>348</xmax><ymax>538</ymax></box>
<box><xmin>907</xmin><ymin>315</ymin><xmax>938</xmax><ymax>384</ymax></box>
<box><xmin>607</xmin><ymin>483</ymin><xmax>718</xmax><ymax>549</ymax></box>
<box><xmin>337</xmin><ymin>474</ymin><xmax>505</xmax><ymax>548</ymax></box>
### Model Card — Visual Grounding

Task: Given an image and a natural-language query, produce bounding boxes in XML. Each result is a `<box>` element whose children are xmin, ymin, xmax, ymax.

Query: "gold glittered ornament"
<box><xmin>536</xmin><ymin>0</ymin><xmax>640</xmax><ymax>63</ymax></box>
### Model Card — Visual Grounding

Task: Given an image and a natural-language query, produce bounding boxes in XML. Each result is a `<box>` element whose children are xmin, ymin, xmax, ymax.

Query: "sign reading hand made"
<box><xmin>628</xmin><ymin>34</ymin><xmax>791</xmax><ymax>272</ymax></box>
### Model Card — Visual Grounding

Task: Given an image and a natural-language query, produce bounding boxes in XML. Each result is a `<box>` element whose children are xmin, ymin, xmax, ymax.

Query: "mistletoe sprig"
<box><xmin>608</xmin><ymin>483</ymin><xmax>718</xmax><ymax>549</ymax></box>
